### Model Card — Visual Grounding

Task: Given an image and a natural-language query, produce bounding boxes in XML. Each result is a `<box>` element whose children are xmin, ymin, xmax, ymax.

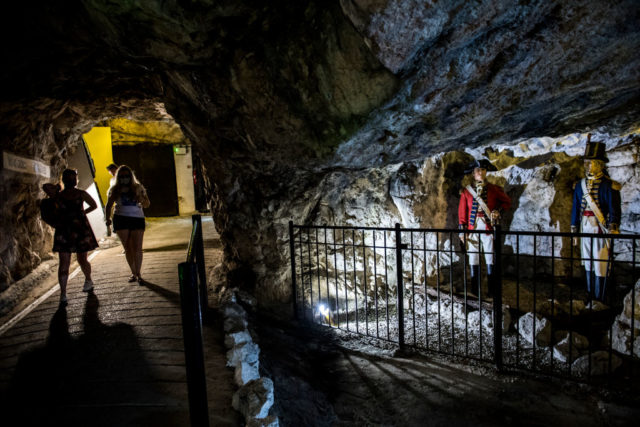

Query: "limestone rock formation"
<box><xmin>610</xmin><ymin>278</ymin><xmax>640</xmax><ymax>358</ymax></box>
<box><xmin>553</xmin><ymin>331</ymin><xmax>589</xmax><ymax>363</ymax></box>
<box><xmin>467</xmin><ymin>306</ymin><xmax>511</xmax><ymax>334</ymax></box>
<box><xmin>232</xmin><ymin>377</ymin><xmax>275</xmax><ymax>421</ymax></box>
<box><xmin>517</xmin><ymin>312</ymin><xmax>552</xmax><ymax>347</ymax></box>
<box><xmin>610</xmin><ymin>317</ymin><xmax>640</xmax><ymax>359</ymax></box>
<box><xmin>571</xmin><ymin>350</ymin><xmax>622</xmax><ymax>377</ymax></box>
<box><xmin>622</xmin><ymin>278</ymin><xmax>640</xmax><ymax>324</ymax></box>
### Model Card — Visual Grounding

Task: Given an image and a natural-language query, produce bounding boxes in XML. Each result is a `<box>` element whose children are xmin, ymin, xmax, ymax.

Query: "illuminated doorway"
<box><xmin>112</xmin><ymin>143</ymin><xmax>179</xmax><ymax>217</ymax></box>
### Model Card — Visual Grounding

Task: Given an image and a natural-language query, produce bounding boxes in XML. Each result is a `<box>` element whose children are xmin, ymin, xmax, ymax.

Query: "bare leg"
<box><xmin>116</xmin><ymin>229</ymin><xmax>135</xmax><ymax>275</ymax></box>
<box><xmin>58</xmin><ymin>252</ymin><xmax>71</xmax><ymax>302</ymax></box>
<box><xmin>77</xmin><ymin>251</ymin><xmax>92</xmax><ymax>282</ymax></box>
<box><xmin>129</xmin><ymin>229</ymin><xmax>145</xmax><ymax>278</ymax></box>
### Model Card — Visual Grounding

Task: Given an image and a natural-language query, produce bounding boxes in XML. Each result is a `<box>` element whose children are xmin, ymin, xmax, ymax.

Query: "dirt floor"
<box><xmin>255</xmin><ymin>315</ymin><xmax>640</xmax><ymax>427</ymax></box>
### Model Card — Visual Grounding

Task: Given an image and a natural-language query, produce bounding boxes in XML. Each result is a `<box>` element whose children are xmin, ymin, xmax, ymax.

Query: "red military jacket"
<box><xmin>458</xmin><ymin>183</ymin><xmax>511</xmax><ymax>230</ymax></box>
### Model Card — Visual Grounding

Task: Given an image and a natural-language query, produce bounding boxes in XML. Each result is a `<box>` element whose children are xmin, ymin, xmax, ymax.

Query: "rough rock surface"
<box><xmin>553</xmin><ymin>331</ymin><xmax>589</xmax><ymax>363</ymax></box>
<box><xmin>225</xmin><ymin>330</ymin><xmax>253</xmax><ymax>349</ymax></box>
<box><xmin>571</xmin><ymin>351</ymin><xmax>622</xmax><ymax>377</ymax></box>
<box><xmin>467</xmin><ymin>309</ymin><xmax>493</xmax><ymax>332</ymax></box>
<box><xmin>518</xmin><ymin>312</ymin><xmax>552</xmax><ymax>347</ymax></box>
<box><xmin>610</xmin><ymin>316</ymin><xmax>640</xmax><ymax>359</ymax></box>
<box><xmin>224</xmin><ymin>315</ymin><xmax>249</xmax><ymax>334</ymax></box>
<box><xmin>621</xmin><ymin>278</ymin><xmax>640</xmax><ymax>325</ymax></box>
<box><xmin>235</xmin><ymin>360</ymin><xmax>260</xmax><ymax>387</ymax></box>
<box><xmin>0</xmin><ymin>1</ymin><xmax>639</xmax><ymax>314</ymax></box>
<box><xmin>610</xmin><ymin>278</ymin><xmax>640</xmax><ymax>358</ymax></box>
<box><xmin>467</xmin><ymin>306</ymin><xmax>511</xmax><ymax>333</ymax></box>
<box><xmin>226</xmin><ymin>342</ymin><xmax>260</xmax><ymax>369</ymax></box>
<box><xmin>232</xmin><ymin>377</ymin><xmax>275</xmax><ymax>421</ymax></box>
<box><xmin>247</xmin><ymin>415</ymin><xmax>280</xmax><ymax>427</ymax></box>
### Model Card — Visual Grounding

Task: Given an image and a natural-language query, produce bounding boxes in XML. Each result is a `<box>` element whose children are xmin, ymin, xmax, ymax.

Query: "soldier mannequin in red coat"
<box><xmin>458</xmin><ymin>159</ymin><xmax>511</xmax><ymax>297</ymax></box>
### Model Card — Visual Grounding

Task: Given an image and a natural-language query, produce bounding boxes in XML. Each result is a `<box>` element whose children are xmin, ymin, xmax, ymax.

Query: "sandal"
<box><xmin>128</xmin><ymin>274</ymin><xmax>137</xmax><ymax>282</ymax></box>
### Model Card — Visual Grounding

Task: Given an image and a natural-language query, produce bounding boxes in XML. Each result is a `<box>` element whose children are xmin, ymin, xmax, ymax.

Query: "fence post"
<box><xmin>289</xmin><ymin>221</ymin><xmax>299</xmax><ymax>320</ymax></box>
<box><xmin>492</xmin><ymin>225</ymin><xmax>503</xmax><ymax>371</ymax></box>
<box><xmin>178</xmin><ymin>262</ymin><xmax>210</xmax><ymax>427</ymax></box>
<box><xmin>192</xmin><ymin>214</ymin><xmax>208</xmax><ymax>319</ymax></box>
<box><xmin>395</xmin><ymin>223</ymin><xmax>405</xmax><ymax>352</ymax></box>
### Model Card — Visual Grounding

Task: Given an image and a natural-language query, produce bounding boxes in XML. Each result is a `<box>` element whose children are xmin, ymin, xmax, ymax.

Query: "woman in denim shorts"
<box><xmin>105</xmin><ymin>165</ymin><xmax>150</xmax><ymax>283</ymax></box>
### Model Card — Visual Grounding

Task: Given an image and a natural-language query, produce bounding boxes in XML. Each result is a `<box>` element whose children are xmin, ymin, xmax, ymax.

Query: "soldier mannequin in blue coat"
<box><xmin>570</xmin><ymin>134</ymin><xmax>621</xmax><ymax>302</ymax></box>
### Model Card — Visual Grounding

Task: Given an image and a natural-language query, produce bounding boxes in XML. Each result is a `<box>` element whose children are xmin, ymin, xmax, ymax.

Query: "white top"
<box><xmin>114</xmin><ymin>192</ymin><xmax>145</xmax><ymax>218</ymax></box>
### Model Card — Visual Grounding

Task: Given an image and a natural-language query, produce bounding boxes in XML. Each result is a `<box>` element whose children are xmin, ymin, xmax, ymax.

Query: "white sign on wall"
<box><xmin>2</xmin><ymin>151</ymin><xmax>51</xmax><ymax>178</ymax></box>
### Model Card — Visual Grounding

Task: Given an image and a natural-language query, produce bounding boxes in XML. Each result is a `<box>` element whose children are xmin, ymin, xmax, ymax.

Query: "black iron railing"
<box><xmin>289</xmin><ymin>221</ymin><xmax>640</xmax><ymax>385</ymax></box>
<box><xmin>179</xmin><ymin>214</ymin><xmax>209</xmax><ymax>427</ymax></box>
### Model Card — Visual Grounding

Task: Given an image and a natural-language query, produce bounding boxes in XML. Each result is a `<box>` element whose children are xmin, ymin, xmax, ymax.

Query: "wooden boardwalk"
<box><xmin>0</xmin><ymin>216</ymin><xmax>239</xmax><ymax>426</ymax></box>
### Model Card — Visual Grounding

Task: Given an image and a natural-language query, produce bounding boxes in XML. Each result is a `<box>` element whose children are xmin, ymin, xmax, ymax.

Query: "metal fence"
<box><xmin>289</xmin><ymin>221</ymin><xmax>640</xmax><ymax>385</ymax></box>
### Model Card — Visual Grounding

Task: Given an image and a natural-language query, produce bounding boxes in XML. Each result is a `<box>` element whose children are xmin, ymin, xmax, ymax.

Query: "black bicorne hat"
<box><xmin>464</xmin><ymin>158</ymin><xmax>498</xmax><ymax>174</ymax></box>
<box><xmin>583</xmin><ymin>133</ymin><xmax>608</xmax><ymax>162</ymax></box>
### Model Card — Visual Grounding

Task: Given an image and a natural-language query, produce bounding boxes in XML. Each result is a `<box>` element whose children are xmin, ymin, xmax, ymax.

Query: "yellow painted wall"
<box><xmin>83</xmin><ymin>127</ymin><xmax>113</xmax><ymax>205</ymax></box>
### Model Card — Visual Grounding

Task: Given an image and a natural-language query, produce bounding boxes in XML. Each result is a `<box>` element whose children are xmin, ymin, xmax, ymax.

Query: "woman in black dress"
<box><xmin>52</xmin><ymin>169</ymin><xmax>99</xmax><ymax>306</ymax></box>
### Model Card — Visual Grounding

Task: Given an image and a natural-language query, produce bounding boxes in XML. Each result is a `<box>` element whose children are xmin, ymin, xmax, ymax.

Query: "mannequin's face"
<box><xmin>584</xmin><ymin>160</ymin><xmax>604</xmax><ymax>177</ymax></box>
<box><xmin>473</xmin><ymin>168</ymin><xmax>487</xmax><ymax>182</ymax></box>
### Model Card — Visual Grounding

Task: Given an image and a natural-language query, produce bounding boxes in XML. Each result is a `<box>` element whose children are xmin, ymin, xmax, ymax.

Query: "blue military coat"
<box><xmin>571</xmin><ymin>176</ymin><xmax>621</xmax><ymax>228</ymax></box>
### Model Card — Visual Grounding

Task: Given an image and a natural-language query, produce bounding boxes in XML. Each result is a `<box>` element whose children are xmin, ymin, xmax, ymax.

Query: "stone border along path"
<box><xmin>0</xmin><ymin>251</ymin><xmax>101</xmax><ymax>337</ymax></box>
<box><xmin>0</xmin><ymin>216</ymin><xmax>240</xmax><ymax>426</ymax></box>
<box><xmin>219</xmin><ymin>287</ymin><xmax>280</xmax><ymax>426</ymax></box>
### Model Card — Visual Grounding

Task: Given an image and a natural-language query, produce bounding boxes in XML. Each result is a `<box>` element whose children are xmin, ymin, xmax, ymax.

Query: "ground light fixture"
<box><xmin>316</xmin><ymin>303</ymin><xmax>334</xmax><ymax>326</ymax></box>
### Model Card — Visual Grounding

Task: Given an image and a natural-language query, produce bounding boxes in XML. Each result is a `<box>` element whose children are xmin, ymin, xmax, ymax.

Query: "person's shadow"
<box><xmin>4</xmin><ymin>293</ymin><xmax>169</xmax><ymax>425</ymax></box>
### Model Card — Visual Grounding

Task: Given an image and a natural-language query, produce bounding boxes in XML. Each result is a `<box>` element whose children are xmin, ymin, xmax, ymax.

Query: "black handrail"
<box><xmin>187</xmin><ymin>217</ymin><xmax>199</xmax><ymax>262</ymax></box>
<box><xmin>186</xmin><ymin>215</ymin><xmax>209</xmax><ymax>316</ymax></box>
<box><xmin>179</xmin><ymin>214</ymin><xmax>210</xmax><ymax>427</ymax></box>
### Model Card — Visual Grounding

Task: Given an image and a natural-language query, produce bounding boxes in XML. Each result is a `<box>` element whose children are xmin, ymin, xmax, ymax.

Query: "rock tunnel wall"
<box><xmin>235</xmin><ymin>132</ymin><xmax>640</xmax><ymax>313</ymax></box>
<box><xmin>1</xmin><ymin>1</ymin><xmax>640</xmax><ymax>316</ymax></box>
<box><xmin>0</xmin><ymin>99</ymin><xmax>168</xmax><ymax>289</ymax></box>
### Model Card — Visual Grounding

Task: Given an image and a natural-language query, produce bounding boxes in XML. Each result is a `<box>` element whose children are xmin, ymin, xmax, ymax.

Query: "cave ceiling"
<box><xmin>1</xmin><ymin>0</ymin><xmax>639</xmax><ymax>168</ymax></box>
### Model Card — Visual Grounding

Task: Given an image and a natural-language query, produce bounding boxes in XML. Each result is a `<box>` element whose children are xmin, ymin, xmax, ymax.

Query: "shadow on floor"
<box><xmin>143</xmin><ymin>238</ymin><xmax>220</xmax><ymax>254</ymax></box>
<box><xmin>139</xmin><ymin>279</ymin><xmax>181</xmax><ymax>306</ymax></box>
<box><xmin>257</xmin><ymin>316</ymin><xmax>640</xmax><ymax>427</ymax></box>
<box><xmin>3</xmin><ymin>293</ymin><xmax>188</xmax><ymax>426</ymax></box>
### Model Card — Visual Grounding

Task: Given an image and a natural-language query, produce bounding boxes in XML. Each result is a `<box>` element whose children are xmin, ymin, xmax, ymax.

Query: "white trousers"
<box><xmin>467</xmin><ymin>217</ymin><xmax>494</xmax><ymax>266</ymax></box>
<box><xmin>580</xmin><ymin>215</ymin><xmax>610</xmax><ymax>277</ymax></box>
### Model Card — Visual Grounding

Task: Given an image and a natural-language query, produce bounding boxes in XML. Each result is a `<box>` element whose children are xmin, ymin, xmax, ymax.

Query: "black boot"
<box><xmin>487</xmin><ymin>264</ymin><xmax>494</xmax><ymax>298</ymax></box>
<box><xmin>470</xmin><ymin>265</ymin><xmax>480</xmax><ymax>295</ymax></box>
<box><xmin>595</xmin><ymin>276</ymin><xmax>607</xmax><ymax>302</ymax></box>
<box><xmin>585</xmin><ymin>271</ymin><xmax>594</xmax><ymax>302</ymax></box>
